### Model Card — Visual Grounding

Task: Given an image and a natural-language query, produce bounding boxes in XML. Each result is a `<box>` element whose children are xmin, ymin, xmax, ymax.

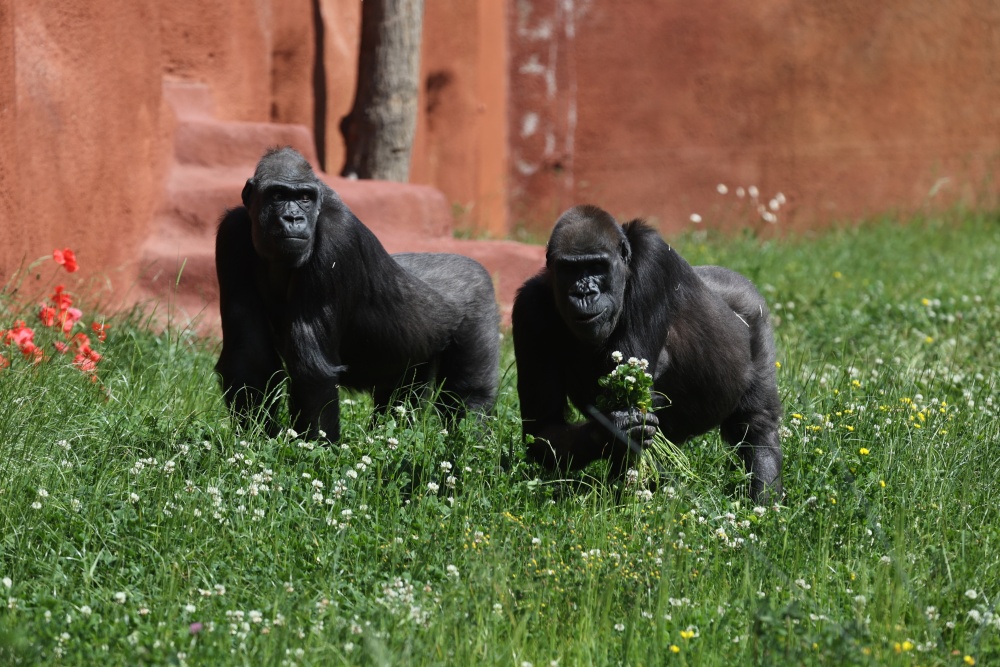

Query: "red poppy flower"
<box><xmin>20</xmin><ymin>340</ymin><xmax>44</xmax><ymax>364</ymax></box>
<box><xmin>73</xmin><ymin>347</ymin><xmax>101</xmax><ymax>373</ymax></box>
<box><xmin>39</xmin><ymin>304</ymin><xmax>57</xmax><ymax>327</ymax></box>
<box><xmin>0</xmin><ymin>354</ymin><xmax>9</xmax><ymax>369</ymax></box>
<box><xmin>4</xmin><ymin>322</ymin><xmax>34</xmax><ymax>348</ymax></box>
<box><xmin>91</xmin><ymin>322</ymin><xmax>110</xmax><ymax>342</ymax></box>
<box><xmin>71</xmin><ymin>332</ymin><xmax>91</xmax><ymax>350</ymax></box>
<box><xmin>51</xmin><ymin>285</ymin><xmax>73</xmax><ymax>311</ymax></box>
<box><xmin>53</xmin><ymin>341</ymin><xmax>70</xmax><ymax>354</ymax></box>
<box><xmin>53</xmin><ymin>248</ymin><xmax>79</xmax><ymax>273</ymax></box>
<box><xmin>60</xmin><ymin>307</ymin><xmax>83</xmax><ymax>334</ymax></box>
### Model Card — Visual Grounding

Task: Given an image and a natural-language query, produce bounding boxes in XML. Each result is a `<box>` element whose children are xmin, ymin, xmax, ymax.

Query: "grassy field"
<box><xmin>1</xmin><ymin>212</ymin><xmax>999</xmax><ymax>666</ymax></box>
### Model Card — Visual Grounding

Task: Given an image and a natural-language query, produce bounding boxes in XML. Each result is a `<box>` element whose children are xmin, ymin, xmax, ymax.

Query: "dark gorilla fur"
<box><xmin>215</xmin><ymin>147</ymin><xmax>500</xmax><ymax>441</ymax></box>
<box><xmin>512</xmin><ymin>205</ymin><xmax>783</xmax><ymax>501</ymax></box>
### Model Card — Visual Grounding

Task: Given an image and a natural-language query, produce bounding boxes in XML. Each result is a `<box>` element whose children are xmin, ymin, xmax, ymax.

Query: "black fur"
<box><xmin>215</xmin><ymin>147</ymin><xmax>500</xmax><ymax>441</ymax></box>
<box><xmin>512</xmin><ymin>205</ymin><xmax>782</xmax><ymax>500</ymax></box>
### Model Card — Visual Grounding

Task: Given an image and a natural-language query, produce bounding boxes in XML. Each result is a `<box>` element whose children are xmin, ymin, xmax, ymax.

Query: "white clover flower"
<box><xmin>395</xmin><ymin>405</ymin><xmax>407</xmax><ymax>416</ymax></box>
<box><xmin>493</xmin><ymin>602</ymin><xmax>503</xmax><ymax>615</ymax></box>
<box><xmin>387</xmin><ymin>438</ymin><xmax>399</xmax><ymax>450</ymax></box>
<box><xmin>753</xmin><ymin>506</ymin><xmax>767</xmax><ymax>517</ymax></box>
<box><xmin>445</xmin><ymin>475</ymin><xmax>457</xmax><ymax>488</ymax></box>
<box><xmin>440</xmin><ymin>461</ymin><xmax>453</xmax><ymax>472</ymax></box>
<box><xmin>114</xmin><ymin>591</ymin><xmax>127</xmax><ymax>604</ymax></box>
<box><xmin>1</xmin><ymin>577</ymin><xmax>11</xmax><ymax>590</ymax></box>
<box><xmin>748</xmin><ymin>185</ymin><xmax>759</xmax><ymax>198</ymax></box>
<box><xmin>361</xmin><ymin>455</ymin><xmax>372</xmax><ymax>465</ymax></box>
<box><xmin>129</xmin><ymin>493</ymin><xmax>140</xmax><ymax>503</ymax></box>
<box><xmin>311</xmin><ymin>479</ymin><xmax>324</xmax><ymax>489</ymax></box>
<box><xmin>736</xmin><ymin>186</ymin><xmax>746</xmax><ymax>198</ymax></box>
<box><xmin>446</xmin><ymin>564</ymin><xmax>460</xmax><ymax>578</ymax></box>
<box><xmin>427</xmin><ymin>482</ymin><xmax>440</xmax><ymax>495</ymax></box>
<box><xmin>341</xmin><ymin>508</ymin><xmax>353</xmax><ymax>519</ymax></box>
<box><xmin>30</xmin><ymin>502</ymin><xmax>42</xmax><ymax>510</ymax></box>
<box><xmin>184</xmin><ymin>603</ymin><xmax>196</xmax><ymax>613</ymax></box>
<box><xmin>346</xmin><ymin>469</ymin><xmax>358</xmax><ymax>480</ymax></box>
<box><xmin>614</xmin><ymin>623</ymin><xmax>625</xmax><ymax>632</ymax></box>
<box><xmin>611</xmin><ymin>351</ymin><xmax>624</xmax><ymax>363</ymax></box>
<box><xmin>286</xmin><ymin>428</ymin><xmax>299</xmax><ymax>438</ymax></box>
<box><xmin>717</xmin><ymin>183</ymin><xmax>728</xmax><ymax>195</ymax></box>
<box><xmin>965</xmin><ymin>589</ymin><xmax>978</xmax><ymax>600</ymax></box>
<box><xmin>37</xmin><ymin>488</ymin><xmax>49</xmax><ymax>498</ymax></box>
<box><xmin>689</xmin><ymin>213</ymin><xmax>702</xmax><ymax>224</ymax></box>
<box><xmin>532</xmin><ymin>537</ymin><xmax>541</xmax><ymax>546</ymax></box>
<box><xmin>795</xmin><ymin>578</ymin><xmax>811</xmax><ymax>590</ymax></box>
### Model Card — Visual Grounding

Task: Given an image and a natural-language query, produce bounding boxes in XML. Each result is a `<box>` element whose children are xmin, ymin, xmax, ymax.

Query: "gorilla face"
<box><xmin>547</xmin><ymin>206</ymin><xmax>631</xmax><ymax>347</ymax></box>
<box><xmin>244</xmin><ymin>148</ymin><xmax>322</xmax><ymax>268</ymax></box>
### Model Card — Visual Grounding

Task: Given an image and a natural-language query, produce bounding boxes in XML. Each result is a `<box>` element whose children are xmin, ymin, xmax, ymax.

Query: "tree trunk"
<box><xmin>340</xmin><ymin>0</ymin><xmax>424</xmax><ymax>182</ymax></box>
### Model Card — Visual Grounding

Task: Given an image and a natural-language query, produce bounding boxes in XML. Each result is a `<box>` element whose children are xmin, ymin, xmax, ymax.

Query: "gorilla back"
<box><xmin>215</xmin><ymin>147</ymin><xmax>500</xmax><ymax>441</ymax></box>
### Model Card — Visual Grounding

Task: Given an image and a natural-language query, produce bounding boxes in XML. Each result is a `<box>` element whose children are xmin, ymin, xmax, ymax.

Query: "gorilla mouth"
<box><xmin>575</xmin><ymin>310</ymin><xmax>605</xmax><ymax>324</ymax></box>
<box><xmin>275</xmin><ymin>236</ymin><xmax>310</xmax><ymax>246</ymax></box>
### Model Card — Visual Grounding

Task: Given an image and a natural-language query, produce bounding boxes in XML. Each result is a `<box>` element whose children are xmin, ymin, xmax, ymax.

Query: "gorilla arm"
<box><xmin>215</xmin><ymin>208</ymin><xmax>286</xmax><ymax>436</ymax></box>
<box><xmin>512</xmin><ymin>279</ymin><xmax>658</xmax><ymax>472</ymax></box>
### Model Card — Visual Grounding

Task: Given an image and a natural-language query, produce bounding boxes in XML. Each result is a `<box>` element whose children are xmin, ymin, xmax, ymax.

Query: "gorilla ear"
<box><xmin>241</xmin><ymin>178</ymin><xmax>256</xmax><ymax>208</ymax></box>
<box><xmin>620</xmin><ymin>238</ymin><xmax>632</xmax><ymax>265</ymax></box>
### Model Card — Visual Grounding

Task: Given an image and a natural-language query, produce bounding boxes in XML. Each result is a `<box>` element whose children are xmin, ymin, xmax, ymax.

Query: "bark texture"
<box><xmin>340</xmin><ymin>0</ymin><xmax>424</xmax><ymax>182</ymax></box>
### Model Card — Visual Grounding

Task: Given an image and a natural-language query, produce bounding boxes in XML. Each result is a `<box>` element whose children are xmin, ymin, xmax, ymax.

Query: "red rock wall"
<box><xmin>4</xmin><ymin>0</ymin><xmax>1000</xmax><ymax>299</ymax></box>
<box><xmin>508</xmin><ymin>0</ymin><xmax>1000</xmax><ymax>234</ymax></box>
<box><xmin>411</xmin><ymin>0</ymin><xmax>509</xmax><ymax>237</ymax></box>
<box><xmin>0</xmin><ymin>0</ymin><xmax>360</xmax><ymax>296</ymax></box>
<box><xmin>1</xmin><ymin>1</ymin><xmax>165</xmax><ymax>292</ymax></box>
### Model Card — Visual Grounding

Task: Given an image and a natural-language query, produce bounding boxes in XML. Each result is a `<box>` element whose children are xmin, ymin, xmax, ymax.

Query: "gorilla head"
<box><xmin>242</xmin><ymin>147</ymin><xmax>322</xmax><ymax>268</ymax></box>
<box><xmin>546</xmin><ymin>205</ymin><xmax>632</xmax><ymax>346</ymax></box>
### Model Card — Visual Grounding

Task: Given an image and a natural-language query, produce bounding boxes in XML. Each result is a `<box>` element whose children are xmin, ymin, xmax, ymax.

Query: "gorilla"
<box><xmin>215</xmin><ymin>147</ymin><xmax>500</xmax><ymax>441</ymax></box>
<box><xmin>511</xmin><ymin>205</ymin><xmax>782</xmax><ymax>501</ymax></box>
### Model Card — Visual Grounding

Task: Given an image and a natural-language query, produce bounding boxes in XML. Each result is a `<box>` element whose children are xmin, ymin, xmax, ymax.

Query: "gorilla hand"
<box><xmin>609</xmin><ymin>408</ymin><xmax>659</xmax><ymax>454</ymax></box>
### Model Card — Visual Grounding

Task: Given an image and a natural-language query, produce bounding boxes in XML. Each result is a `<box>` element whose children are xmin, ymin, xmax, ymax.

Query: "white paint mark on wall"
<box><xmin>518</xmin><ymin>55</ymin><xmax>546</xmax><ymax>76</ymax></box>
<box><xmin>521</xmin><ymin>112</ymin><xmax>539</xmax><ymax>137</ymax></box>
<box><xmin>516</xmin><ymin>159</ymin><xmax>539</xmax><ymax>176</ymax></box>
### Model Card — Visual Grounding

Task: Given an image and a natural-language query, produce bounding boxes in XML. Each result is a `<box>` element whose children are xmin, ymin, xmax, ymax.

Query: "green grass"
<box><xmin>1</xmin><ymin>212</ymin><xmax>999</xmax><ymax>665</ymax></box>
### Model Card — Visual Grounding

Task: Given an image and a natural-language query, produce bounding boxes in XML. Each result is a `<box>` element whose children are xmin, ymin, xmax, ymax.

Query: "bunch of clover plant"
<box><xmin>598</xmin><ymin>351</ymin><xmax>694</xmax><ymax>484</ymax></box>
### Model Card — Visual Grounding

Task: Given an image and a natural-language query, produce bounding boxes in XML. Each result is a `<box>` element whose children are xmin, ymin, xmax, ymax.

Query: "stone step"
<box><xmin>174</xmin><ymin>119</ymin><xmax>319</xmax><ymax>169</ymax></box>
<box><xmin>137</xmin><ymin>227</ymin><xmax>544</xmax><ymax>331</ymax></box>
<box><xmin>162</xmin><ymin>79</ymin><xmax>216</xmax><ymax>120</ymax></box>
<box><xmin>153</xmin><ymin>165</ymin><xmax>457</xmax><ymax>241</ymax></box>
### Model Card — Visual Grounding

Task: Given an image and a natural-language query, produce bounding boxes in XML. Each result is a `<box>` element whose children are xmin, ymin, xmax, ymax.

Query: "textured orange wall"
<box><xmin>0</xmin><ymin>0</ymin><xmax>361</xmax><ymax>294</ymax></box>
<box><xmin>1</xmin><ymin>1</ymin><xmax>165</xmax><ymax>291</ymax></box>
<box><xmin>509</xmin><ymin>0</ymin><xmax>1000</xmax><ymax>234</ymax></box>
<box><xmin>411</xmin><ymin>0</ymin><xmax>509</xmax><ymax>236</ymax></box>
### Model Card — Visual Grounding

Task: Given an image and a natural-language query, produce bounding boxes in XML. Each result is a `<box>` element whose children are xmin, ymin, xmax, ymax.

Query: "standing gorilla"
<box><xmin>215</xmin><ymin>147</ymin><xmax>499</xmax><ymax>441</ymax></box>
<box><xmin>512</xmin><ymin>205</ymin><xmax>782</xmax><ymax>501</ymax></box>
